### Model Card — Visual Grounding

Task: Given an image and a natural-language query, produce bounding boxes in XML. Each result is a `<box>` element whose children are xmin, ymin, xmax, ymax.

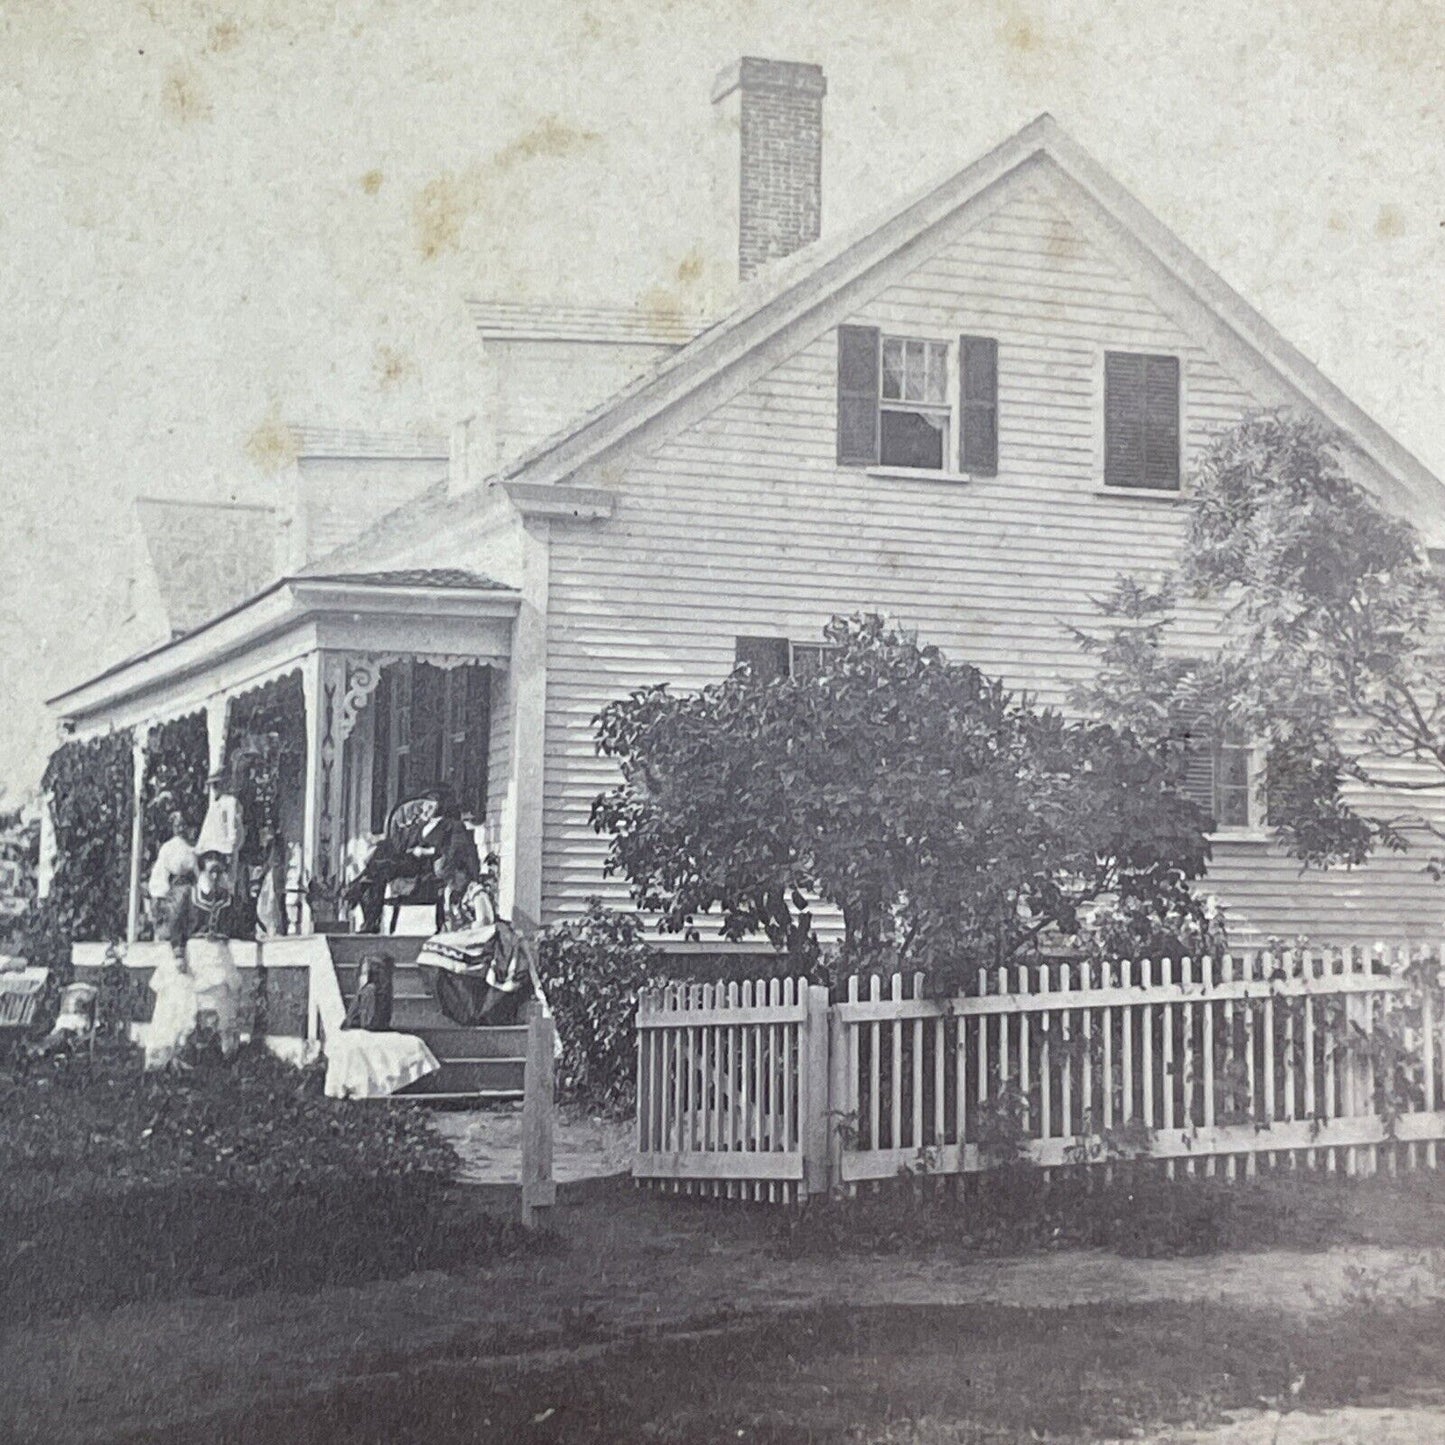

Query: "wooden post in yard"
<box><xmin>802</xmin><ymin>984</ymin><xmax>832</xmax><ymax>1198</ymax></box>
<box><xmin>521</xmin><ymin>1010</ymin><xmax>556</xmax><ymax>1227</ymax></box>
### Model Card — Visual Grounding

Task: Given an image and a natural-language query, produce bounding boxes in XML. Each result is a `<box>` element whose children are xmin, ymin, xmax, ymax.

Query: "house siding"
<box><xmin>539</xmin><ymin>181</ymin><xmax>1445</xmax><ymax>947</ymax></box>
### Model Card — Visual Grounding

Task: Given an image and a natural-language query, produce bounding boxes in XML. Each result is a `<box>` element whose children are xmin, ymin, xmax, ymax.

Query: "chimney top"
<box><xmin>711</xmin><ymin>57</ymin><xmax>828</xmax><ymax>105</ymax></box>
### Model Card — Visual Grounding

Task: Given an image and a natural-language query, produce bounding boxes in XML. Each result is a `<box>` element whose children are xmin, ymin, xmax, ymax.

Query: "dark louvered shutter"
<box><xmin>1104</xmin><ymin>352</ymin><xmax>1146</xmax><ymax>486</ymax></box>
<box><xmin>959</xmin><ymin>334</ymin><xmax>998</xmax><ymax>475</ymax></box>
<box><xmin>1174</xmin><ymin>710</ymin><xmax>1217</xmax><ymax>824</ymax></box>
<box><xmin>464</xmin><ymin>665</ymin><xmax>491</xmax><ymax>818</ymax></box>
<box><xmin>734</xmin><ymin>636</ymin><xmax>791</xmax><ymax>683</ymax></box>
<box><xmin>837</xmin><ymin>325</ymin><xmax>880</xmax><ymax>466</ymax></box>
<box><xmin>1179</xmin><ymin>746</ymin><xmax>1217</xmax><ymax>822</ymax></box>
<box><xmin>1105</xmin><ymin>352</ymin><xmax>1180</xmax><ymax>489</ymax></box>
<box><xmin>370</xmin><ymin>668</ymin><xmax>392</xmax><ymax>831</ymax></box>
<box><xmin>1143</xmin><ymin>355</ymin><xmax>1180</xmax><ymax>488</ymax></box>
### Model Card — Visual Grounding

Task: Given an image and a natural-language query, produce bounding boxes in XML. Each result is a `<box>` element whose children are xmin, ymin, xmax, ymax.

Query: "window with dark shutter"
<box><xmin>837</xmin><ymin>325</ymin><xmax>881</xmax><ymax>466</ymax></box>
<box><xmin>734</xmin><ymin>636</ymin><xmax>791</xmax><ymax>683</ymax></box>
<box><xmin>1175</xmin><ymin>714</ymin><xmax>1253</xmax><ymax>830</ymax></box>
<box><xmin>1104</xmin><ymin>351</ymin><xmax>1180</xmax><ymax>489</ymax></box>
<box><xmin>959</xmin><ymin>334</ymin><xmax>998</xmax><ymax>474</ymax></box>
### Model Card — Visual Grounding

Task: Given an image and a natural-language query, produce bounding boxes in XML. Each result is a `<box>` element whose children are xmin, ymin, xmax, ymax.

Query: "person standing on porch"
<box><xmin>196</xmin><ymin>763</ymin><xmax>245</xmax><ymax>895</ymax></box>
<box><xmin>145</xmin><ymin>805</ymin><xmax>197</xmax><ymax>936</ymax></box>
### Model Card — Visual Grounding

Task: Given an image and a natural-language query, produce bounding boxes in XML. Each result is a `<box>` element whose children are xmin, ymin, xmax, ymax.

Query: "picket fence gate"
<box><xmin>633</xmin><ymin>944</ymin><xmax>1445</xmax><ymax>1202</ymax></box>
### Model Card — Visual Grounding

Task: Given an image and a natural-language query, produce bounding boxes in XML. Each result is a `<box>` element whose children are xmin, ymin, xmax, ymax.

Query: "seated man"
<box><xmin>344</xmin><ymin>788</ymin><xmax>479</xmax><ymax>933</ymax></box>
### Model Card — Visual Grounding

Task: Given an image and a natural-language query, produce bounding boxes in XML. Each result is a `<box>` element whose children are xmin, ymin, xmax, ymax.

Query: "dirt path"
<box><xmin>1164</xmin><ymin>1405</ymin><xmax>1445</xmax><ymax>1442</ymax></box>
<box><xmin>6</xmin><ymin>1177</ymin><xmax>1445</xmax><ymax>1444</ymax></box>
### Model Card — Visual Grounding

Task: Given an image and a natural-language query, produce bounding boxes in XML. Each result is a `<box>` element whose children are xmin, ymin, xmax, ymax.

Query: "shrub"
<box><xmin>0</xmin><ymin>1044</ymin><xmax>550</xmax><ymax>1318</ymax></box>
<box><xmin>539</xmin><ymin>900</ymin><xmax>668</xmax><ymax>1115</ymax></box>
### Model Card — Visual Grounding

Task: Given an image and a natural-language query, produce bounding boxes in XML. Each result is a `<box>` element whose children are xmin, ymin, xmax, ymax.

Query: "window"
<box><xmin>1104</xmin><ymin>351</ymin><xmax>1180</xmax><ymax>489</ymax></box>
<box><xmin>371</xmin><ymin>661</ymin><xmax>491</xmax><ymax>829</ymax></box>
<box><xmin>788</xmin><ymin>642</ymin><xmax>837</xmax><ymax>682</ymax></box>
<box><xmin>1176</xmin><ymin>720</ymin><xmax>1257</xmax><ymax>831</ymax></box>
<box><xmin>734</xmin><ymin>636</ymin><xmax>839</xmax><ymax>683</ymax></box>
<box><xmin>837</xmin><ymin>326</ymin><xmax>998</xmax><ymax>474</ymax></box>
<box><xmin>881</xmin><ymin>337</ymin><xmax>950</xmax><ymax>469</ymax></box>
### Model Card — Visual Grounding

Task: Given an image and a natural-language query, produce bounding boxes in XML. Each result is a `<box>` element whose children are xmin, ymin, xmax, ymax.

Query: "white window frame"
<box><xmin>788</xmin><ymin>641</ymin><xmax>841</xmax><ymax>681</ymax></box>
<box><xmin>878</xmin><ymin>333</ymin><xmax>953</xmax><ymax>473</ymax></box>
<box><xmin>1182</xmin><ymin>729</ymin><xmax>1268</xmax><ymax>839</ymax></box>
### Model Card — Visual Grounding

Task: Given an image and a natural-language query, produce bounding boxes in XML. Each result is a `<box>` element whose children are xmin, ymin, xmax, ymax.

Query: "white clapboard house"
<box><xmin>52</xmin><ymin>57</ymin><xmax>1445</xmax><ymax>975</ymax></box>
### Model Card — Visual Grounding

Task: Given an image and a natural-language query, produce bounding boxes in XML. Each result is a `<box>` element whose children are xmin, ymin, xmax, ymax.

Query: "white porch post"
<box><xmin>300</xmin><ymin>654</ymin><xmax>322</xmax><ymax>932</ymax></box>
<box><xmin>124</xmin><ymin>725</ymin><xmax>148</xmax><ymax>944</ymax></box>
<box><xmin>204</xmin><ymin>694</ymin><xmax>228</xmax><ymax>775</ymax></box>
<box><xmin>499</xmin><ymin>517</ymin><xmax>549</xmax><ymax>925</ymax></box>
<box><xmin>300</xmin><ymin>651</ymin><xmax>347</xmax><ymax>930</ymax></box>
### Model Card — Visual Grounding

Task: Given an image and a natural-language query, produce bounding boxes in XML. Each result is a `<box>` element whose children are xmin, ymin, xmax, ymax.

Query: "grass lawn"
<box><xmin>9</xmin><ymin>1155</ymin><xmax>1445</xmax><ymax>1443</ymax></box>
<box><xmin>108</xmin><ymin>1298</ymin><xmax>1445</xmax><ymax>1444</ymax></box>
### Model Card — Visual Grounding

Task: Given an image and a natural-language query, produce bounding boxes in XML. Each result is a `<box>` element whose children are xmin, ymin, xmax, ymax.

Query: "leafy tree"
<box><xmin>1076</xmin><ymin>410</ymin><xmax>1445</xmax><ymax>874</ymax></box>
<box><xmin>592</xmin><ymin>615</ymin><xmax>1212</xmax><ymax>987</ymax></box>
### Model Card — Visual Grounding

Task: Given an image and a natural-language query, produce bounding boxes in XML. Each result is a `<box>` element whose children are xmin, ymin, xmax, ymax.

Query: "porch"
<box><xmin>49</xmin><ymin>569</ymin><xmax>533</xmax><ymax>938</ymax></box>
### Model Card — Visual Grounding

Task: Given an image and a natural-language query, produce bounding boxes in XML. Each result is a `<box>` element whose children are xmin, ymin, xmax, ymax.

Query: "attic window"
<box><xmin>880</xmin><ymin>338</ymin><xmax>950</xmax><ymax>469</ymax></box>
<box><xmin>837</xmin><ymin>327</ymin><xmax>998</xmax><ymax>475</ymax></box>
<box><xmin>1104</xmin><ymin>352</ymin><xmax>1180</xmax><ymax>490</ymax></box>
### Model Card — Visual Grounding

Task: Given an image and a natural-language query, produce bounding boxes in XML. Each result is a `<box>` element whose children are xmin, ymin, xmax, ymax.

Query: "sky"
<box><xmin>2</xmin><ymin>0</ymin><xmax>1444</xmax><ymax>802</ymax></box>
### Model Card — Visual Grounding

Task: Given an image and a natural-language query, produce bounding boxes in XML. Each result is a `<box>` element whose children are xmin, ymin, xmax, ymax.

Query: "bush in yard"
<box><xmin>540</xmin><ymin>900</ymin><xmax>667</xmax><ymax>1114</ymax></box>
<box><xmin>0</xmin><ymin>1043</ymin><xmax>548</xmax><ymax>1318</ymax></box>
<box><xmin>592</xmin><ymin>614</ymin><xmax>1213</xmax><ymax>991</ymax></box>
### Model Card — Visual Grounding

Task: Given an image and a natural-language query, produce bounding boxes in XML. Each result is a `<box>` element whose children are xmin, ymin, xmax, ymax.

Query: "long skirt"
<box><xmin>425</xmin><ymin>968</ymin><xmax>524</xmax><ymax>1027</ymax></box>
<box><xmin>145</xmin><ymin>940</ymin><xmax>242</xmax><ymax>1068</ymax></box>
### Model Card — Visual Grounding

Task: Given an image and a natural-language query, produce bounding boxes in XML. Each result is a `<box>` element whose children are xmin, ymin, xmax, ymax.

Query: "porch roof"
<box><xmin>48</xmin><ymin>569</ymin><xmax>520</xmax><ymax>732</ymax></box>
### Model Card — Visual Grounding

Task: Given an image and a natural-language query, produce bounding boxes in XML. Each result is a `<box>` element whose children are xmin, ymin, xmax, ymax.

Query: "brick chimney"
<box><xmin>711</xmin><ymin>58</ymin><xmax>826</xmax><ymax>283</ymax></box>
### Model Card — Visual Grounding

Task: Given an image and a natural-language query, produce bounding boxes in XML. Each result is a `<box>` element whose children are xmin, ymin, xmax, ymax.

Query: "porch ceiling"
<box><xmin>49</xmin><ymin>571</ymin><xmax>520</xmax><ymax>732</ymax></box>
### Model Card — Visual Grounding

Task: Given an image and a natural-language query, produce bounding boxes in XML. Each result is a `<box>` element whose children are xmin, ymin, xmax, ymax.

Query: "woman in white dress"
<box><xmin>145</xmin><ymin>851</ymin><xmax>243</xmax><ymax>1069</ymax></box>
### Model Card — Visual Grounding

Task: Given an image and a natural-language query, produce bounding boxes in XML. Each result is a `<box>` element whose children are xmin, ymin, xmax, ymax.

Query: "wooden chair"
<box><xmin>382</xmin><ymin>793</ymin><xmax>445</xmax><ymax>933</ymax></box>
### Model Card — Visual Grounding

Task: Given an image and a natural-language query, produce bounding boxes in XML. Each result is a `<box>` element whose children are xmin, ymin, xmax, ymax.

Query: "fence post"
<box><xmin>801</xmin><ymin>984</ymin><xmax>832</xmax><ymax>1198</ymax></box>
<box><xmin>521</xmin><ymin>1011</ymin><xmax>556</xmax><ymax>1227</ymax></box>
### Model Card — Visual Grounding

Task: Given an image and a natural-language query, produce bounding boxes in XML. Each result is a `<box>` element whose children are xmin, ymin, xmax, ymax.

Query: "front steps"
<box><xmin>327</xmin><ymin>934</ymin><xmax>529</xmax><ymax>1102</ymax></box>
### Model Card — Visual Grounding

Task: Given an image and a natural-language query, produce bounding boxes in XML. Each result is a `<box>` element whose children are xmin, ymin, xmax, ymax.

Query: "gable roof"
<box><xmin>135</xmin><ymin>498</ymin><xmax>280</xmax><ymax>637</ymax></box>
<box><xmin>316</xmin><ymin>114</ymin><xmax>1445</xmax><ymax>574</ymax></box>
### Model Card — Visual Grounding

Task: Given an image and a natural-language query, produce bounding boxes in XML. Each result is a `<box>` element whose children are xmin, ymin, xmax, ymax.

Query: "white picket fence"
<box><xmin>634</xmin><ymin>945</ymin><xmax>1445</xmax><ymax>1201</ymax></box>
<box><xmin>635</xmin><ymin>979</ymin><xmax>830</xmax><ymax>1202</ymax></box>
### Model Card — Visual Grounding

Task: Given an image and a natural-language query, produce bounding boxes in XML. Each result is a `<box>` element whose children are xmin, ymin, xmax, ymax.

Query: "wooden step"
<box><xmin>410</xmin><ymin>1025</ymin><xmax>529</xmax><ymax>1061</ymax></box>
<box><xmin>396</xmin><ymin>1056</ymin><xmax>526</xmax><ymax>1098</ymax></box>
<box><xmin>325</xmin><ymin>934</ymin><xmax>427</xmax><ymax>970</ymax></box>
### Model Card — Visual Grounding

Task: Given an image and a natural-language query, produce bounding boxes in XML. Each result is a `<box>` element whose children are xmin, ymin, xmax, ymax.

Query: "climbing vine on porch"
<box><xmin>23</xmin><ymin>734</ymin><xmax>135</xmax><ymax>970</ymax></box>
<box><xmin>141</xmin><ymin>711</ymin><xmax>209</xmax><ymax>862</ymax></box>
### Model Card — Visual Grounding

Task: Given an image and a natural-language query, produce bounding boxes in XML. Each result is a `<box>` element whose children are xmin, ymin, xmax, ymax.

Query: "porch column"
<box><xmin>204</xmin><ymin>694</ymin><xmax>228</xmax><ymax>775</ymax></box>
<box><xmin>499</xmin><ymin>517</ymin><xmax>549</xmax><ymax>926</ymax></box>
<box><xmin>124</xmin><ymin>726</ymin><xmax>148</xmax><ymax>944</ymax></box>
<box><xmin>300</xmin><ymin>651</ymin><xmax>347</xmax><ymax>930</ymax></box>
